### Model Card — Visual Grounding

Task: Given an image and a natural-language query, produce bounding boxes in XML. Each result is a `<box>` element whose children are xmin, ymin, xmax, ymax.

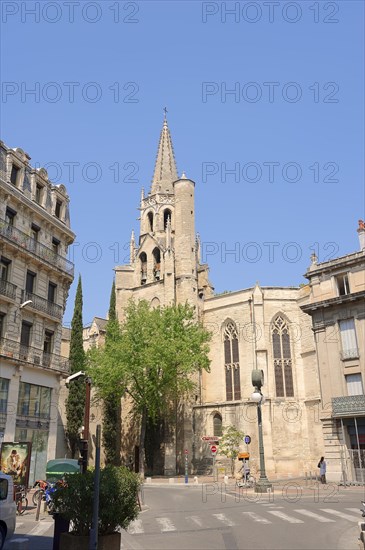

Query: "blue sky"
<box><xmin>1</xmin><ymin>1</ymin><xmax>364</xmax><ymax>325</ymax></box>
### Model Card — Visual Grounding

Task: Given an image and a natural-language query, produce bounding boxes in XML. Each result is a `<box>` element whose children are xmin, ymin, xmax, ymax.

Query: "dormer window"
<box><xmin>55</xmin><ymin>199</ymin><xmax>62</xmax><ymax>219</ymax></box>
<box><xmin>35</xmin><ymin>184</ymin><xmax>43</xmax><ymax>205</ymax></box>
<box><xmin>10</xmin><ymin>164</ymin><xmax>20</xmax><ymax>186</ymax></box>
<box><xmin>337</xmin><ymin>274</ymin><xmax>350</xmax><ymax>296</ymax></box>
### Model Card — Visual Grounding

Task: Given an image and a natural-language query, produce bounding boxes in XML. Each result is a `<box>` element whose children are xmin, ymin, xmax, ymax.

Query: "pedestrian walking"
<box><xmin>318</xmin><ymin>456</ymin><xmax>326</xmax><ymax>484</ymax></box>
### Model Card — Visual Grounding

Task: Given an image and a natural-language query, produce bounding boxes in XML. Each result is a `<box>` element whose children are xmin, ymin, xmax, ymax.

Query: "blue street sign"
<box><xmin>244</xmin><ymin>435</ymin><xmax>251</xmax><ymax>444</ymax></box>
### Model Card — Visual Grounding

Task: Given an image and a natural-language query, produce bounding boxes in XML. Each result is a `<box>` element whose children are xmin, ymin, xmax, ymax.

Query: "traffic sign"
<box><xmin>244</xmin><ymin>435</ymin><xmax>251</xmax><ymax>444</ymax></box>
<box><xmin>185</xmin><ymin>449</ymin><xmax>188</xmax><ymax>454</ymax></box>
<box><xmin>211</xmin><ymin>445</ymin><xmax>217</xmax><ymax>454</ymax></box>
<box><xmin>201</xmin><ymin>436</ymin><xmax>219</xmax><ymax>442</ymax></box>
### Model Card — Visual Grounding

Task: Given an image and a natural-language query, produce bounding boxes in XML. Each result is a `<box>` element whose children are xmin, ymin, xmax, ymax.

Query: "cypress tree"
<box><xmin>65</xmin><ymin>275</ymin><xmax>86</xmax><ymax>458</ymax></box>
<box><xmin>102</xmin><ymin>280</ymin><xmax>121</xmax><ymax>465</ymax></box>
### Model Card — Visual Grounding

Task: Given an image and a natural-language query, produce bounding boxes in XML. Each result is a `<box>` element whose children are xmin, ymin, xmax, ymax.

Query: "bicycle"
<box><xmin>32</xmin><ymin>480</ymin><xmax>49</xmax><ymax>506</ymax></box>
<box><xmin>235</xmin><ymin>472</ymin><xmax>256</xmax><ymax>489</ymax></box>
<box><xmin>15</xmin><ymin>485</ymin><xmax>28</xmax><ymax>515</ymax></box>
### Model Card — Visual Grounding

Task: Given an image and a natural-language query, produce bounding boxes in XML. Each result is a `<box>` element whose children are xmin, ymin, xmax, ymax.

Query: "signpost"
<box><xmin>244</xmin><ymin>435</ymin><xmax>251</xmax><ymax>444</ymax></box>
<box><xmin>184</xmin><ymin>449</ymin><xmax>188</xmax><ymax>484</ymax></box>
<box><xmin>211</xmin><ymin>445</ymin><xmax>217</xmax><ymax>454</ymax></box>
<box><xmin>201</xmin><ymin>436</ymin><xmax>220</xmax><ymax>442</ymax></box>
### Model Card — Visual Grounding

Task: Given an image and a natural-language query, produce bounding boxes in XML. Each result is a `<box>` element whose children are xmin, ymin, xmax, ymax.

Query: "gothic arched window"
<box><xmin>272</xmin><ymin>315</ymin><xmax>294</xmax><ymax>397</ymax></box>
<box><xmin>223</xmin><ymin>321</ymin><xmax>241</xmax><ymax>401</ymax></box>
<box><xmin>152</xmin><ymin>248</ymin><xmax>161</xmax><ymax>281</ymax></box>
<box><xmin>147</xmin><ymin>212</ymin><xmax>154</xmax><ymax>232</ymax></box>
<box><xmin>140</xmin><ymin>252</ymin><xmax>147</xmax><ymax>285</ymax></box>
<box><xmin>213</xmin><ymin>413</ymin><xmax>222</xmax><ymax>437</ymax></box>
<box><xmin>164</xmin><ymin>209</ymin><xmax>172</xmax><ymax>229</ymax></box>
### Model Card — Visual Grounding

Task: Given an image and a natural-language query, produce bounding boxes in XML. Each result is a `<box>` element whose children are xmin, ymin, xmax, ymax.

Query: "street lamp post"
<box><xmin>251</xmin><ymin>369</ymin><xmax>272</xmax><ymax>493</ymax></box>
<box><xmin>66</xmin><ymin>371</ymin><xmax>91</xmax><ymax>473</ymax></box>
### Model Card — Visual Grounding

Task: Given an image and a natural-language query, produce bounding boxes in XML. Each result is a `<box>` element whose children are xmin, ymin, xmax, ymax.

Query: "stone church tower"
<box><xmin>115</xmin><ymin>115</ymin><xmax>213</xmax><ymax>315</ymax></box>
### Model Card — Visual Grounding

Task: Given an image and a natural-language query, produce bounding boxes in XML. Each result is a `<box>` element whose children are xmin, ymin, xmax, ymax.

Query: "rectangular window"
<box><xmin>26</xmin><ymin>271</ymin><xmax>36</xmax><ymax>293</ymax></box>
<box><xmin>55</xmin><ymin>200</ymin><xmax>62</xmax><ymax>219</ymax></box>
<box><xmin>10</xmin><ymin>164</ymin><xmax>20</xmax><ymax>186</ymax></box>
<box><xmin>30</xmin><ymin>224</ymin><xmax>40</xmax><ymax>242</ymax></box>
<box><xmin>5</xmin><ymin>207</ymin><xmax>16</xmax><ymax>226</ymax></box>
<box><xmin>17</xmin><ymin>382</ymin><xmax>51</xmax><ymax>419</ymax></box>
<box><xmin>52</xmin><ymin>237</ymin><xmax>60</xmax><ymax>255</ymax></box>
<box><xmin>0</xmin><ymin>377</ymin><xmax>9</xmax><ymax>414</ymax></box>
<box><xmin>337</xmin><ymin>274</ymin><xmax>350</xmax><ymax>296</ymax></box>
<box><xmin>0</xmin><ymin>314</ymin><xmax>5</xmax><ymax>337</ymax></box>
<box><xmin>0</xmin><ymin>257</ymin><xmax>10</xmax><ymax>281</ymax></box>
<box><xmin>346</xmin><ymin>374</ymin><xmax>364</xmax><ymax>396</ymax></box>
<box><xmin>20</xmin><ymin>321</ymin><xmax>32</xmax><ymax>348</ymax></box>
<box><xmin>339</xmin><ymin>319</ymin><xmax>359</xmax><ymax>360</ymax></box>
<box><xmin>43</xmin><ymin>330</ymin><xmax>53</xmax><ymax>354</ymax></box>
<box><xmin>47</xmin><ymin>282</ymin><xmax>57</xmax><ymax>303</ymax></box>
<box><xmin>35</xmin><ymin>184</ymin><xmax>43</xmax><ymax>204</ymax></box>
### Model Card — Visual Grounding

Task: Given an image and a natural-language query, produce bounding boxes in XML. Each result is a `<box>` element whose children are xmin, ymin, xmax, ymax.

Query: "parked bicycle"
<box><xmin>32</xmin><ymin>479</ymin><xmax>49</xmax><ymax>506</ymax></box>
<box><xmin>15</xmin><ymin>485</ymin><xmax>28</xmax><ymax>515</ymax></box>
<box><xmin>235</xmin><ymin>464</ymin><xmax>256</xmax><ymax>488</ymax></box>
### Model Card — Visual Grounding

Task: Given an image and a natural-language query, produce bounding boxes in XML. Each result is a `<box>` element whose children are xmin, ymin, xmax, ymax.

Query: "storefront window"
<box><xmin>15</xmin><ymin>428</ymin><xmax>49</xmax><ymax>485</ymax></box>
<box><xmin>17</xmin><ymin>383</ymin><xmax>51</xmax><ymax>419</ymax></box>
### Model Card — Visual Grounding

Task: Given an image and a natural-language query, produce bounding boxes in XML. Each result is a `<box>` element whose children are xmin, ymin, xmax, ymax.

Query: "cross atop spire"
<box><xmin>151</xmin><ymin>112</ymin><xmax>178</xmax><ymax>194</ymax></box>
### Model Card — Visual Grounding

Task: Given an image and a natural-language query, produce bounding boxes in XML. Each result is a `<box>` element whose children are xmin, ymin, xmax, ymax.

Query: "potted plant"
<box><xmin>51</xmin><ymin>466</ymin><xmax>141</xmax><ymax>550</ymax></box>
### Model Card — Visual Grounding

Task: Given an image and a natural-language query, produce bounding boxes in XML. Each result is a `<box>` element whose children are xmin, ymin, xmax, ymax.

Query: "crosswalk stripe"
<box><xmin>242</xmin><ymin>511</ymin><xmax>272</xmax><ymax>524</ymax></box>
<box><xmin>321</xmin><ymin>509</ymin><xmax>359</xmax><ymax>522</ymax></box>
<box><xmin>156</xmin><ymin>517</ymin><xmax>176</xmax><ymax>532</ymax></box>
<box><xmin>268</xmin><ymin>511</ymin><xmax>304</xmax><ymax>524</ymax></box>
<box><xmin>128</xmin><ymin>519</ymin><xmax>144</xmax><ymax>534</ymax></box>
<box><xmin>186</xmin><ymin>515</ymin><xmax>203</xmax><ymax>527</ymax></box>
<box><xmin>28</xmin><ymin>522</ymin><xmax>53</xmax><ymax>536</ymax></box>
<box><xmin>294</xmin><ymin>509</ymin><xmax>335</xmax><ymax>522</ymax></box>
<box><xmin>213</xmin><ymin>513</ymin><xmax>235</xmax><ymax>526</ymax></box>
<box><xmin>346</xmin><ymin>508</ymin><xmax>362</xmax><ymax>514</ymax></box>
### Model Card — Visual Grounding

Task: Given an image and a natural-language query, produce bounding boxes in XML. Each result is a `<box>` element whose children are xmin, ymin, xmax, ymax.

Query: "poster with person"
<box><xmin>0</xmin><ymin>442</ymin><xmax>31</xmax><ymax>487</ymax></box>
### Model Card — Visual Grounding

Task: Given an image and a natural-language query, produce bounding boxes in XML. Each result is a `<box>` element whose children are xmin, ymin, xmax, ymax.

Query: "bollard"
<box><xmin>168</xmin><ymin>478</ymin><xmax>176</xmax><ymax>484</ymax></box>
<box><xmin>146</xmin><ymin>477</ymin><xmax>152</xmax><ymax>484</ymax></box>
<box><xmin>193</xmin><ymin>476</ymin><xmax>198</xmax><ymax>485</ymax></box>
<box><xmin>223</xmin><ymin>475</ymin><xmax>229</xmax><ymax>485</ymax></box>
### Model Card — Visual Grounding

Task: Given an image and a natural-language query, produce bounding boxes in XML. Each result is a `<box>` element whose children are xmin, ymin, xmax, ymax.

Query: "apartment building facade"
<box><xmin>301</xmin><ymin>222</ymin><xmax>365</xmax><ymax>482</ymax></box>
<box><xmin>0</xmin><ymin>141</ymin><xmax>75</xmax><ymax>483</ymax></box>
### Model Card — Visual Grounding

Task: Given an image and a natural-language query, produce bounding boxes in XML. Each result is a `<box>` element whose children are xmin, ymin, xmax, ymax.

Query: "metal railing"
<box><xmin>0</xmin><ymin>218</ymin><xmax>74</xmax><ymax>277</ymax></box>
<box><xmin>21</xmin><ymin>290</ymin><xmax>63</xmax><ymax>319</ymax></box>
<box><xmin>0</xmin><ymin>279</ymin><xmax>17</xmax><ymax>300</ymax></box>
<box><xmin>0</xmin><ymin>338</ymin><xmax>69</xmax><ymax>374</ymax></box>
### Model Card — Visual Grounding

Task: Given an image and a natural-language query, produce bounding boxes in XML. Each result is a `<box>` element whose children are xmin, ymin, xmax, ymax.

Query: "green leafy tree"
<box><xmin>65</xmin><ymin>275</ymin><xmax>86</xmax><ymax>457</ymax></box>
<box><xmin>87</xmin><ymin>300</ymin><xmax>211</xmax><ymax>476</ymax></box>
<box><xmin>102</xmin><ymin>280</ymin><xmax>121</xmax><ymax>465</ymax></box>
<box><xmin>219</xmin><ymin>425</ymin><xmax>245</xmax><ymax>476</ymax></box>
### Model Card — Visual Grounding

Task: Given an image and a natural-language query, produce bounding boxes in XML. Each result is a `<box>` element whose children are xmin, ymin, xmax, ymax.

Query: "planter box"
<box><xmin>60</xmin><ymin>532</ymin><xmax>121</xmax><ymax>550</ymax></box>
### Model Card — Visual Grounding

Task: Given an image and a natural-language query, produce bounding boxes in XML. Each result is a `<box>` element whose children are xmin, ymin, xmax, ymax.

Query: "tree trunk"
<box><xmin>139</xmin><ymin>406</ymin><xmax>147</xmax><ymax>476</ymax></box>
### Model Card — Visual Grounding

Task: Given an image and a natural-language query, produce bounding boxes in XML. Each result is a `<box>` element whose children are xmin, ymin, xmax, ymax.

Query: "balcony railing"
<box><xmin>0</xmin><ymin>338</ymin><xmax>69</xmax><ymax>374</ymax></box>
<box><xmin>0</xmin><ymin>218</ymin><xmax>74</xmax><ymax>277</ymax></box>
<box><xmin>332</xmin><ymin>395</ymin><xmax>365</xmax><ymax>417</ymax></box>
<box><xmin>0</xmin><ymin>279</ymin><xmax>17</xmax><ymax>300</ymax></box>
<box><xmin>22</xmin><ymin>290</ymin><xmax>63</xmax><ymax>319</ymax></box>
<box><xmin>340</xmin><ymin>348</ymin><xmax>360</xmax><ymax>361</ymax></box>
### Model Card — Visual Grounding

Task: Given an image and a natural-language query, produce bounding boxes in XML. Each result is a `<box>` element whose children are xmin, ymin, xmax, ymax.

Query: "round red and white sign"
<box><xmin>211</xmin><ymin>445</ymin><xmax>217</xmax><ymax>454</ymax></box>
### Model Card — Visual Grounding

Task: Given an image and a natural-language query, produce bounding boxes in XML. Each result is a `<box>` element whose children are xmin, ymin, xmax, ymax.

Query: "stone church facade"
<box><xmin>114</xmin><ymin>117</ymin><xmax>324</xmax><ymax>478</ymax></box>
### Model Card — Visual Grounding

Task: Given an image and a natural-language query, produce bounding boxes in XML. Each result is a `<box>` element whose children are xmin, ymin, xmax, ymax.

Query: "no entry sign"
<box><xmin>211</xmin><ymin>445</ymin><xmax>217</xmax><ymax>455</ymax></box>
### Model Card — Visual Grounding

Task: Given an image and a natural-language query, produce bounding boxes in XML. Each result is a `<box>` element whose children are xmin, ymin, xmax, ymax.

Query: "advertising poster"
<box><xmin>0</xmin><ymin>442</ymin><xmax>32</xmax><ymax>487</ymax></box>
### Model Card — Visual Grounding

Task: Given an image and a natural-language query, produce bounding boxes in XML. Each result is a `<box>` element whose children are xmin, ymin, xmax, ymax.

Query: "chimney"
<box><xmin>358</xmin><ymin>220</ymin><xmax>365</xmax><ymax>250</ymax></box>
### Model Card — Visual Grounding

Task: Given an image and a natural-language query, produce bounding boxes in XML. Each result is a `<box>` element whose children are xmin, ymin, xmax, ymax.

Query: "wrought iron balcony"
<box><xmin>332</xmin><ymin>395</ymin><xmax>365</xmax><ymax>417</ymax></box>
<box><xmin>21</xmin><ymin>290</ymin><xmax>63</xmax><ymax>319</ymax></box>
<box><xmin>340</xmin><ymin>348</ymin><xmax>360</xmax><ymax>361</ymax></box>
<box><xmin>0</xmin><ymin>279</ymin><xmax>17</xmax><ymax>300</ymax></box>
<box><xmin>0</xmin><ymin>338</ymin><xmax>69</xmax><ymax>374</ymax></box>
<box><xmin>0</xmin><ymin>218</ymin><xmax>74</xmax><ymax>277</ymax></box>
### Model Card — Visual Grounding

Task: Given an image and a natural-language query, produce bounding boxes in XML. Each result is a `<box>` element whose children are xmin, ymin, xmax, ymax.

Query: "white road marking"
<box><xmin>186</xmin><ymin>515</ymin><xmax>203</xmax><ymax>527</ymax></box>
<box><xmin>212</xmin><ymin>513</ymin><xmax>235</xmax><ymax>526</ymax></box>
<box><xmin>156</xmin><ymin>517</ymin><xmax>176</xmax><ymax>532</ymax></box>
<box><xmin>294</xmin><ymin>509</ymin><xmax>336</xmax><ymax>522</ymax></box>
<box><xmin>346</xmin><ymin>508</ymin><xmax>363</xmax><ymax>514</ymax></box>
<box><xmin>262</xmin><ymin>504</ymin><xmax>283</xmax><ymax>508</ymax></box>
<box><xmin>321</xmin><ymin>509</ymin><xmax>360</xmax><ymax>522</ymax></box>
<box><xmin>242</xmin><ymin>511</ymin><xmax>272</xmax><ymax>524</ymax></box>
<box><xmin>28</xmin><ymin>522</ymin><xmax>53</xmax><ymax>536</ymax></box>
<box><xmin>268</xmin><ymin>511</ymin><xmax>304</xmax><ymax>523</ymax></box>
<box><xmin>128</xmin><ymin>519</ymin><xmax>144</xmax><ymax>534</ymax></box>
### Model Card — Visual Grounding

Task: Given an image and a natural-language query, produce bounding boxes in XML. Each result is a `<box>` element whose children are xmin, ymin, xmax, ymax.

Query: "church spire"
<box><xmin>151</xmin><ymin>112</ymin><xmax>178</xmax><ymax>194</ymax></box>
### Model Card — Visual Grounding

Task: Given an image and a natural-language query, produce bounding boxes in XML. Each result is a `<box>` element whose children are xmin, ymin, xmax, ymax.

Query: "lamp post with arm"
<box><xmin>251</xmin><ymin>369</ymin><xmax>272</xmax><ymax>493</ymax></box>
